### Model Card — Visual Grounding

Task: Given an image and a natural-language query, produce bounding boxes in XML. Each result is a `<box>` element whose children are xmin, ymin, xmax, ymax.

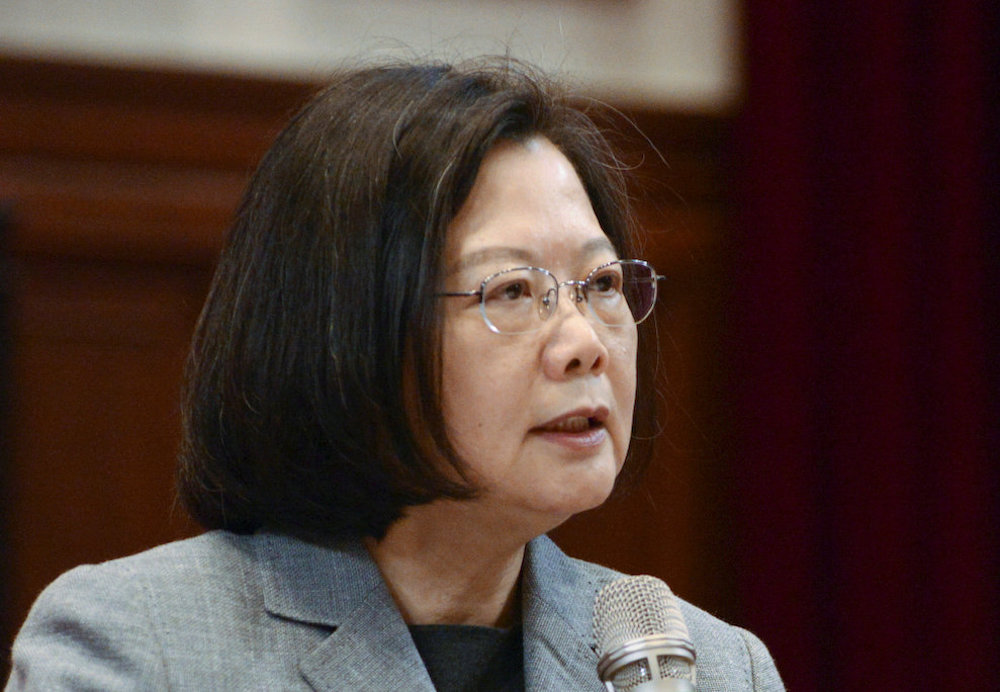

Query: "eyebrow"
<box><xmin>447</xmin><ymin>237</ymin><xmax>617</xmax><ymax>277</ymax></box>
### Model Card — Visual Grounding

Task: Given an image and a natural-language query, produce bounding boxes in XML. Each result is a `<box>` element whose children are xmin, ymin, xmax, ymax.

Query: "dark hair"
<box><xmin>177</xmin><ymin>58</ymin><xmax>658</xmax><ymax>542</ymax></box>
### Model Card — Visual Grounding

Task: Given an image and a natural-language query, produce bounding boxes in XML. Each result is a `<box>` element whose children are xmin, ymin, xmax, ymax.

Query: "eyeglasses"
<box><xmin>439</xmin><ymin>259</ymin><xmax>664</xmax><ymax>335</ymax></box>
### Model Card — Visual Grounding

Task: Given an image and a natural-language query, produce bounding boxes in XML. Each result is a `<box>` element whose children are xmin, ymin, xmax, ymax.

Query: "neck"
<box><xmin>365</xmin><ymin>500</ymin><xmax>531</xmax><ymax>628</ymax></box>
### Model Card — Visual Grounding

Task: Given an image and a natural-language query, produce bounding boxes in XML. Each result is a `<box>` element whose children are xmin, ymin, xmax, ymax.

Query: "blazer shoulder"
<box><xmin>677</xmin><ymin>599</ymin><xmax>785</xmax><ymax>692</ymax></box>
<box><xmin>98</xmin><ymin>530</ymin><xmax>258</xmax><ymax>577</ymax></box>
<box><xmin>6</xmin><ymin>531</ymin><xmax>260</xmax><ymax>691</ymax></box>
<box><xmin>8</xmin><ymin>550</ymin><xmax>169</xmax><ymax>689</ymax></box>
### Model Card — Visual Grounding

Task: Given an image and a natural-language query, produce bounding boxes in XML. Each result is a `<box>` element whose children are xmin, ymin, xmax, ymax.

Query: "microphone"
<box><xmin>592</xmin><ymin>575</ymin><xmax>697</xmax><ymax>692</ymax></box>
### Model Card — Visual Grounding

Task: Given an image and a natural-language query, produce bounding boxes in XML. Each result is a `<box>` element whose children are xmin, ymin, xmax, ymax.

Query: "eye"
<box><xmin>589</xmin><ymin>267</ymin><xmax>623</xmax><ymax>294</ymax></box>
<box><xmin>485</xmin><ymin>276</ymin><xmax>534</xmax><ymax>303</ymax></box>
<box><xmin>502</xmin><ymin>280</ymin><xmax>529</xmax><ymax>300</ymax></box>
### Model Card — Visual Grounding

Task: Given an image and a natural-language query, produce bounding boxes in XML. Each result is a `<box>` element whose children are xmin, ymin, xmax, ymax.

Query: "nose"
<box><xmin>541</xmin><ymin>282</ymin><xmax>609</xmax><ymax>379</ymax></box>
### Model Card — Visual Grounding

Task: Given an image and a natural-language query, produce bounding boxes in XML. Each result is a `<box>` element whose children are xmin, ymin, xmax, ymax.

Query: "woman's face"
<box><xmin>439</xmin><ymin>137</ymin><xmax>638</xmax><ymax>535</ymax></box>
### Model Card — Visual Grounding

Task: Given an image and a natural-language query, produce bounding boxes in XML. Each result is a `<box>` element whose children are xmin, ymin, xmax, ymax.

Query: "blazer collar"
<box><xmin>253</xmin><ymin>531</ymin><xmax>608</xmax><ymax>691</ymax></box>
<box><xmin>521</xmin><ymin>536</ymin><xmax>608</xmax><ymax>691</ymax></box>
<box><xmin>255</xmin><ymin>532</ymin><xmax>435</xmax><ymax>690</ymax></box>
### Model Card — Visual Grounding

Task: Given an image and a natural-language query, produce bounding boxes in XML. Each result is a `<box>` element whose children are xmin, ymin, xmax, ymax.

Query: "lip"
<box><xmin>532</xmin><ymin>406</ymin><xmax>611</xmax><ymax>449</ymax></box>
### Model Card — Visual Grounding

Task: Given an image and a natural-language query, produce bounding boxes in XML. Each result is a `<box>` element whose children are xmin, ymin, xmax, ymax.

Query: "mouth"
<box><xmin>532</xmin><ymin>407</ymin><xmax>610</xmax><ymax>448</ymax></box>
<box><xmin>538</xmin><ymin>415</ymin><xmax>605</xmax><ymax>434</ymax></box>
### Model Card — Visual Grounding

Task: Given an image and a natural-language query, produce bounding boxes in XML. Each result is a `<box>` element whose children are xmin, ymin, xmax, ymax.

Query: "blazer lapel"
<box><xmin>297</xmin><ymin>589</ymin><xmax>434</xmax><ymax>691</ymax></box>
<box><xmin>521</xmin><ymin>536</ymin><xmax>610</xmax><ymax>691</ymax></box>
<box><xmin>253</xmin><ymin>532</ymin><xmax>435</xmax><ymax>692</ymax></box>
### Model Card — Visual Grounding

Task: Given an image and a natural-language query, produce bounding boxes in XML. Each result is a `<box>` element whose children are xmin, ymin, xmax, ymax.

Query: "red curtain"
<box><xmin>729</xmin><ymin>2</ymin><xmax>999</xmax><ymax>689</ymax></box>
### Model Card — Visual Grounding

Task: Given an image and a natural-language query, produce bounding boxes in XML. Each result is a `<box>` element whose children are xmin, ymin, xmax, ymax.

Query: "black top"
<box><xmin>409</xmin><ymin>624</ymin><xmax>524</xmax><ymax>692</ymax></box>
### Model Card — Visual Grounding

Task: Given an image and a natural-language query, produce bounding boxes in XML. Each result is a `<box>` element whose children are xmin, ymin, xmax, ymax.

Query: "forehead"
<box><xmin>445</xmin><ymin>137</ymin><xmax>616</xmax><ymax>275</ymax></box>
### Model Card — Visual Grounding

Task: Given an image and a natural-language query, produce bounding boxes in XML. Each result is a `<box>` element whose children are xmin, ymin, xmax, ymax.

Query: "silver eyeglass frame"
<box><xmin>438</xmin><ymin>259</ymin><xmax>664</xmax><ymax>335</ymax></box>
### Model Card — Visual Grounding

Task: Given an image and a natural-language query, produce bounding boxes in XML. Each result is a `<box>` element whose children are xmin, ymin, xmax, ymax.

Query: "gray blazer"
<box><xmin>6</xmin><ymin>531</ymin><xmax>783</xmax><ymax>690</ymax></box>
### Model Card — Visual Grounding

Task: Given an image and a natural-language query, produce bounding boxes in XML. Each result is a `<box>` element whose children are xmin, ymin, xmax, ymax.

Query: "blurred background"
<box><xmin>1</xmin><ymin>2</ymin><xmax>997</xmax><ymax>689</ymax></box>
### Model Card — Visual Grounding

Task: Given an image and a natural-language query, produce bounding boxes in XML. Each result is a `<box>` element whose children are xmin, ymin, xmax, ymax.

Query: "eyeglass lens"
<box><xmin>480</xmin><ymin>260</ymin><xmax>657</xmax><ymax>334</ymax></box>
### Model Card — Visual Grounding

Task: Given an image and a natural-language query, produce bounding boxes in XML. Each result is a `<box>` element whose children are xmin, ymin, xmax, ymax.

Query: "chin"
<box><xmin>540</xmin><ymin>474</ymin><xmax>617</xmax><ymax>520</ymax></box>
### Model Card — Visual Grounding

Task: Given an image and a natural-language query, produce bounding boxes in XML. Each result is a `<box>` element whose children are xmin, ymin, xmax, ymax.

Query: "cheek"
<box><xmin>610</xmin><ymin>332</ymin><xmax>639</xmax><ymax>454</ymax></box>
<box><xmin>611</xmin><ymin>329</ymin><xmax>639</xmax><ymax>395</ymax></box>
<box><xmin>439</xmin><ymin>327</ymin><xmax>520</xmax><ymax>447</ymax></box>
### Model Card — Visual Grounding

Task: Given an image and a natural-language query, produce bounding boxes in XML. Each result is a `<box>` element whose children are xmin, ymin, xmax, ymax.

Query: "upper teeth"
<box><xmin>549</xmin><ymin>416</ymin><xmax>591</xmax><ymax>432</ymax></box>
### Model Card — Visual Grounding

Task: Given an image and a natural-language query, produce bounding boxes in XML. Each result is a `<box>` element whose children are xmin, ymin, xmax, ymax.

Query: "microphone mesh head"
<box><xmin>593</xmin><ymin>575</ymin><xmax>690</xmax><ymax>656</ymax></box>
<box><xmin>593</xmin><ymin>575</ymin><xmax>696</xmax><ymax>688</ymax></box>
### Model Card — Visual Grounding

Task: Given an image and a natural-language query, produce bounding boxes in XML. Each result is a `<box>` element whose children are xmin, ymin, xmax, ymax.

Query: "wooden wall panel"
<box><xmin>7</xmin><ymin>258</ymin><xmax>208</xmax><ymax>615</ymax></box>
<box><xmin>0</xmin><ymin>55</ymin><xmax>735</xmax><ymax>656</ymax></box>
<box><xmin>2</xmin><ymin>155</ymin><xmax>244</xmax><ymax>263</ymax></box>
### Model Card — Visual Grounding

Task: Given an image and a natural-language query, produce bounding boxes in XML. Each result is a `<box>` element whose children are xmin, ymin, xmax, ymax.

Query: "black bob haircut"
<box><xmin>177</xmin><ymin>58</ymin><xmax>658</xmax><ymax>542</ymax></box>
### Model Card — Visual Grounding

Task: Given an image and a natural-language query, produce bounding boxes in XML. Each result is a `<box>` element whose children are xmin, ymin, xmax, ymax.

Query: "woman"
<box><xmin>7</xmin><ymin>60</ymin><xmax>783</xmax><ymax>690</ymax></box>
